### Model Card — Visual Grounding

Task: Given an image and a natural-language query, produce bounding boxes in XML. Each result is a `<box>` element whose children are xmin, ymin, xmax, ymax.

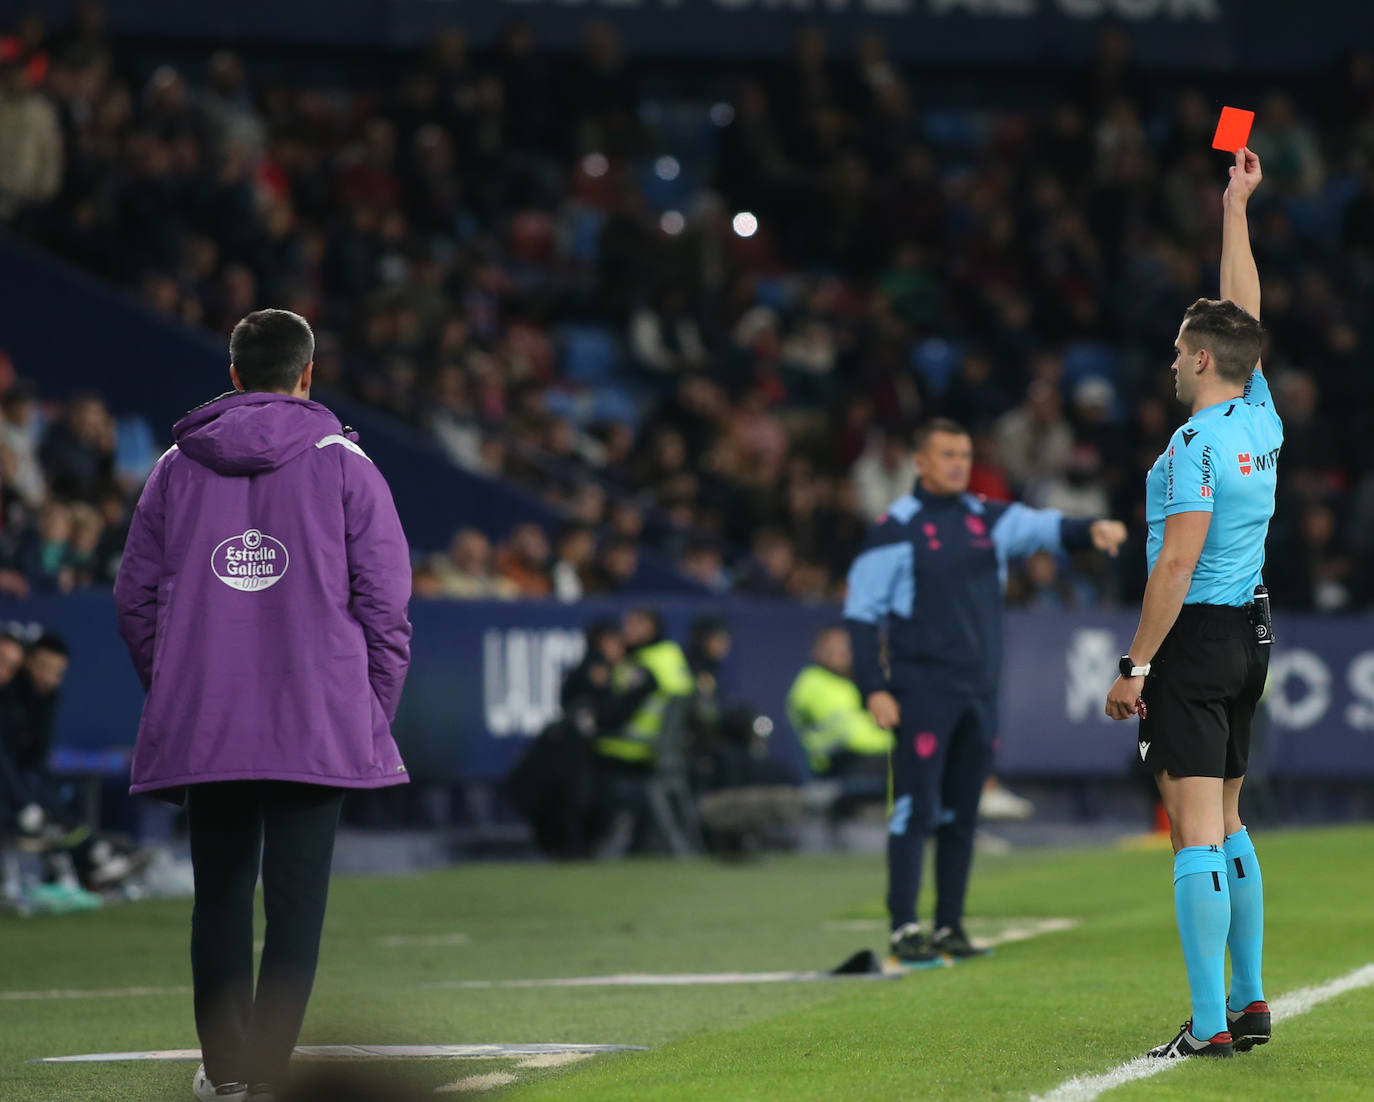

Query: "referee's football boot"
<box><xmin>888</xmin><ymin>923</ymin><xmax>944</xmax><ymax>969</ymax></box>
<box><xmin>1227</xmin><ymin>1001</ymin><xmax>1271</xmax><ymax>1052</ymax></box>
<box><xmin>1146</xmin><ymin>1020</ymin><xmax>1234</xmax><ymax>1059</ymax></box>
<box><xmin>931</xmin><ymin>925</ymin><xmax>991</xmax><ymax>959</ymax></box>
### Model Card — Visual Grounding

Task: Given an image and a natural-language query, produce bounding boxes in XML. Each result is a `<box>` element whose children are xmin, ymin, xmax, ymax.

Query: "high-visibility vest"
<box><xmin>786</xmin><ymin>664</ymin><xmax>893</xmax><ymax>774</ymax></box>
<box><xmin>594</xmin><ymin>640</ymin><xmax>694</xmax><ymax>764</ymax></box>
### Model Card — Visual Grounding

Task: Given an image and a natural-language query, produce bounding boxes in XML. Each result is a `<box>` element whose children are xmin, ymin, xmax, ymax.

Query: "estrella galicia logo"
<box><xmin>211</xmin><ymin>528</ymin><xmax>289</xmax><ymax>592</ymax></box>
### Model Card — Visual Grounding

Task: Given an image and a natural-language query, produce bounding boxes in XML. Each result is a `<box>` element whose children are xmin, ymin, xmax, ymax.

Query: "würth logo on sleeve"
<box><xmin>1238</xmin><ymin>452</ymin><xmax>1253</xmax><ymax>476</ymax></box>
<box><xmin>212</xmin><ymin>528</ymin><xmax>290</xmax><ymax>592</ymax></box>
<box><xmin>1198</xmin><ymin>446</ymin><xmax>1214</xmax><ymax>499</ymax></box>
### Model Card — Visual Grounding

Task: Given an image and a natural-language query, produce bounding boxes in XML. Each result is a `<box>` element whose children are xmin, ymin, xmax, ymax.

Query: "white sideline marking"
<box><xmin>1</xmin><ymin>985</ymin><xmax>191</xmax><ymax>1001</ymax></box>
<box><xmin>436</xmin><ymin>1071</ymin><xmax>518</xmax><ymax>1092</ymax></box>
<box><xmin>421</xmin><ymin>970</ymin><xmax>892</xmax><ymax>990</ymax></box>
<box><xmin>374</xmin><ymin>932</ymin><xmax>470</xmax><ymax>948</ymax></box>
<box><xmin>515</xmin><ymin>1052</ymin><xmax>594</xmax><ymax>1069</ymax></box>
<box><xmin>34</xmin><ymin>1043</ymin><xmax>644</xmax><ymax>1064</ymax></box>
<box><xmin>434</xmin><ymin>1050</ymin><xmax>598</xmax><ymax>1093</ymax></box>
<box><xmin>1029</xmin><ymin>962</ymin><xmax>1374</xmax><ymax>1102</ymax></box>
<box><xmin>419</xmin><ymin>917</ymin><xmax>1078</xmax><ymax>991</ymax></box>
<box><xmin>986</xmin><ymin>918</ymin><xmax>1079</xmax><ymax>946</ymax></box>
<box><xmin>823</xmin><ymin>916</ymin><xmax>1079</xmax><ymax>947</ymax></box>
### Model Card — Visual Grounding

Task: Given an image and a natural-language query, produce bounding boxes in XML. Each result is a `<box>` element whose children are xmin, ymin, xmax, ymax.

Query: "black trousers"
<box><xmin>186</xmin><ymin>782</ymin><xmax>344</xmax><ymax>1087</ymax></box>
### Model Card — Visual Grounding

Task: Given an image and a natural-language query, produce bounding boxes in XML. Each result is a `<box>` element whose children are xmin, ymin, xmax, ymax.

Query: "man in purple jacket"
<box><xmin>114</xmin><ymin>309</ymin><xmax>412</xmax><ymax>1102</ymax></box>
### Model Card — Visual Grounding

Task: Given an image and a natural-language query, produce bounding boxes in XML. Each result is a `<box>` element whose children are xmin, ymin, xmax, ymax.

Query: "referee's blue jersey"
<box><xmin>1145</xmin><ymin>369</ymin><xmax>1283</xmax><ymax>607</ymax></box>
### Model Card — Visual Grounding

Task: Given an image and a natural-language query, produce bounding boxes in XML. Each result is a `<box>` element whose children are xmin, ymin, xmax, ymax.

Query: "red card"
<box><xmin>1212</xmin><ymin>106</ymin><xmax>1255</xmax><ymax>153</ymax></box>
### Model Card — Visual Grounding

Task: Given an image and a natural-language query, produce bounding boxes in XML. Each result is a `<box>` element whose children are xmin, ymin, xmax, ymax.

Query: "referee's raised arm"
<box><xmin>1221</xmin><ymin>147</ymin><xmax>1263</xmax><ymax>329</ymax></box>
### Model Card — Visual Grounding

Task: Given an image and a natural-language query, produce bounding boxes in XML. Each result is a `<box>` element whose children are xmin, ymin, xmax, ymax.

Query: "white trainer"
<box><xmin>193</xmin><ymin>1063</ymin><xmax>248</xmax><ymax>1101</ymax></box>
<box><xmin>978</xmin><ymin>781</ymin><xmax>1035</xmax><ymax>821</ymax></box>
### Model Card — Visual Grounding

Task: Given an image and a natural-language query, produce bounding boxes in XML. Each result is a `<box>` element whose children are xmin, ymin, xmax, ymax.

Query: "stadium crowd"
<box><xmin>0</xmin><ymin>367</ymin><xmax>154</xmax><ymax>597</ymax></box>
<box><xmin>3</xmin><ymin>4</ymin><xmax>1374</xmax><ymax>609</ymax></box>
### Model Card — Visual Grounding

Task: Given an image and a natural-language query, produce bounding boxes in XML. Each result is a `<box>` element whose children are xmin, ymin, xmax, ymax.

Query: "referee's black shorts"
<box><xmin>1137</xmin><ymin>603</ymin><xmax>1269</xmax><ymax>780</ymax></box>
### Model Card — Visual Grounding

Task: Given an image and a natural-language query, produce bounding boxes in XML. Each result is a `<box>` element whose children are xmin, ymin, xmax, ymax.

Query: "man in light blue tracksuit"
<box><xmin>844</xmin><ymin>417</ymin><xmax>1126</xmax><ymax>965</ymax></box>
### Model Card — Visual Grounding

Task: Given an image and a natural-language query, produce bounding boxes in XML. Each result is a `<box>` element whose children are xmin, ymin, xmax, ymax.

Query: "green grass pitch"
<box><xmin>3</xmin><ymin>825</ymin><xmax>1374</xmax><ymax>1100</ymax></box>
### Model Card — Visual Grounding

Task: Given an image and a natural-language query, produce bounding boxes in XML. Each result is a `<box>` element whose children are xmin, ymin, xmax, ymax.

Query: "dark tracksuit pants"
<box><xmin>886</xmin><ymin>671</ymin><xmax>996</xmax><ymax>932</ymax></box>
<box><xmin>187</xmin><ymin>782</ymin><xmax>344</xmax><ymax>1088</ymax></box>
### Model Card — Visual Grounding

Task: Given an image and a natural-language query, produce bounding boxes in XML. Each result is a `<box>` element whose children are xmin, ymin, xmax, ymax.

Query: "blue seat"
<box><xmin>753</xmin><ymin>276</ymin><xmax>796</xmax><ymax>312</ymax></box>
<box><xmin>1061</xmin><ymin>342</ymin><xmax>1120</xmax><ymax>385</ymax></box>
<box><xmin>911</xmin><ymin>337</ymin><xmax>962</xmax><ymax>397</ymax></box>
<box><xmin>115</xmin><ymin>414</ymin><xmax>159</xmax><ymax>484</ymax></box>
<box><xmin>559</xmin><ymin>326</ymin><xmax>622</xmax><ymax>385</ymax></box>
<box><xmin>592</xmin><ymin>384</ymin><xmax>640</xmax><ymax>428</ymax></box>
<box><xmin>636</xmin><ymin>159</ymin><xmax>693</xmax><ymax>214</ymax></box>
<box><xmin>1282</xmin><ymin>194</ymin><xmax>1325</xmax><ymax>240</ymax></box>
<box><xmin>542</xmin><ymin>389</ymin><xmax>588</xmax><ymax>425</ymax></box>
<box><xmin>565</xmin><ymin>209</ymin><xmax>605</xmax><ymax>266</ymax></box>
<box><xmin>923</xmin><ymin>110</ymin><xmax>979</xmax><ymax>152</ymax></box>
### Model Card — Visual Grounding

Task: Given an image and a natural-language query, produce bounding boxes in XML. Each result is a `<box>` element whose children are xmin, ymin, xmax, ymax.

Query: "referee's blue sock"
<box><xmin>1173</xmin><ymin>845</ymin><xmax>1230</xmax><ymax>1040</ymax></box>
<box><xmin>1224</xmin><ymin>827</ymin><xmax>1265</xmax><ymax>1010</ymax></box>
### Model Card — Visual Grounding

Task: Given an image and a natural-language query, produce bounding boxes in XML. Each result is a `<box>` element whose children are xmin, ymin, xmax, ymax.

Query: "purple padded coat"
<box><xmin>114</xmin><ymin>392</ymin><xmax>413</xmax><ymax>797</ymax></box>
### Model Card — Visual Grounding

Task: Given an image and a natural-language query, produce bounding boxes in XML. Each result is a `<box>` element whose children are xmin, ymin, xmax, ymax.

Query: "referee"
<box><xmin>1105</xmin><ymin>148</ymin><xmax>1280</xmax><ymax>1060</ymax></box>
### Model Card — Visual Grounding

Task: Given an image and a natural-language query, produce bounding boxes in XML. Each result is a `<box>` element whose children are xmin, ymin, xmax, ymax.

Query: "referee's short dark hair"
<box><xmin>914</xmin><ymin>417</ymin><xmax>970</xmax><ymax>451</ymax></box>
<box><xmin>229</xmin><ymin>309</ymin><xmax>315</xmax><ymax>393</ymax></box>
<box><xmin>1181</xmin><ymin>299</ymin><xmax>1263</xmax><ymax>385</ymax></box>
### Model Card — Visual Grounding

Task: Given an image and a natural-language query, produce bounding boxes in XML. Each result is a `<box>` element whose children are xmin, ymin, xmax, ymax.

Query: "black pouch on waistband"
<box><xmin>1249</xmin><ymin>584</ymin><xmax>1274</xmax><ymax>646</ymax></box>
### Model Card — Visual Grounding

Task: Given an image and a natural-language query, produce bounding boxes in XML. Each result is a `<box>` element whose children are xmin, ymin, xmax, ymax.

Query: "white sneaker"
<box><xmin>193</xmin><ymin>1063</ymin><xmax>248</xmax><ymax>1101</ymax></box>
<box><xmin>978</xmin><ymin>782</ymin><xmax>1034</xmax><ymax>821</ymax></box>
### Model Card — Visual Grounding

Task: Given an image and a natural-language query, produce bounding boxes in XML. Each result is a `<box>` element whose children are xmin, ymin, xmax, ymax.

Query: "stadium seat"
<box><xmin>636</xmin><ymin>158</ymin><xmax>694</xmax><ymax>214</ymax></box>
<box><xmin>1061</xmin><ymin>341</ymin><xmax>1120</xmax><ymax>385</ymax></box>
<box><xmin>114</xmin><ymin>414</ymin><xmax>159</xmax><ymax>485</ymax></box>
<box><xmin>559</xmin><ymin>326</ymin><xmax>622</xmax><ymax>385</ymax></box>
<box><xmin>591</xmin><ymin>384</ymin><xmax>641</xmax><ymax>428</ymax></box>
<box><xmin>542</xmin><ymin>388</ymin><xmax>589</xmax><ymax>425</ymax></box>
<box><xmin>923</xmin><ymin>110</ymin><xmax>981</xmax><ymax>152</ymax></box>
<box><xmin>752</xmin><ymin>276</ymin><xmax>797</xmax><ymax>313</ymax></box>
<box><xmin>911</xmin><ymin>337</ymin><xmax>962</xmax><ymax>397</ymax></box>
<box><xmin>564</xmin><ymin>208</ymin><xmax>606</xmax><ymax>266</ymax></box>
<box><xmin>1281</xmin><ymin>194</ymin><xmax>1325</xmax><ymax>241</ymax></box>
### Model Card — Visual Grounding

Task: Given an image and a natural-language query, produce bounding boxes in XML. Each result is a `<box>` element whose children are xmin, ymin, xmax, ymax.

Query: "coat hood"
<box><xmin>173</xmin><ymin>392</ymin><xmax>343</xmax><ymax>476</ymax></box>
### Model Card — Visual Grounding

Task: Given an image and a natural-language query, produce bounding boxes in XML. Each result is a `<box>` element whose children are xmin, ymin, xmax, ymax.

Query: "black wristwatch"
<box><xmin>1119</xmin><ymin>656</ymin><xmax>1151</xmax><ymax>678</ymax></box>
